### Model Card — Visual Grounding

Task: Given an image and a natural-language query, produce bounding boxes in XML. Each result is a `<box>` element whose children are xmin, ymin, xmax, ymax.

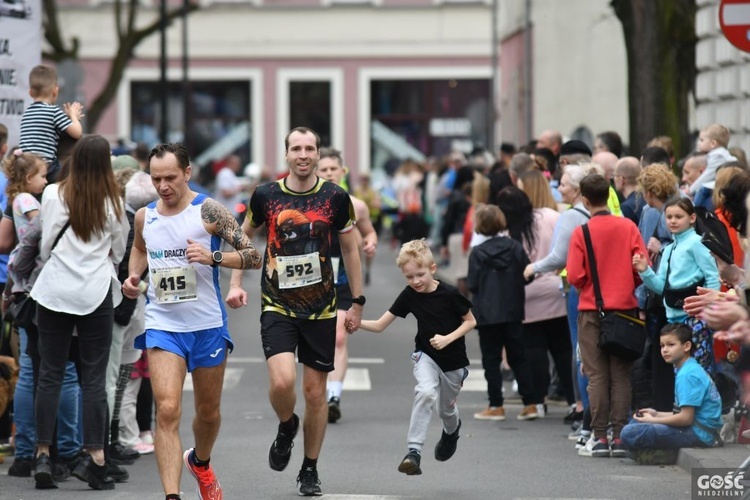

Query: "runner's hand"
<box><xmin>225</xmin><ymin>286</ymin><xmax>247</xmax><ymax>309</ymax></box>
<box><xmin>122</xmin><ymin>274</ymin><xmax>141</xmax><ymax>299</ymax></box>
<box><xmin>186</xmin><ymin>238</ymin><xmax>210</xmax><ymax>265</ymax></box>
<box><xmin>345</xmin><ymin>305</ymin><xmax>362</xmax><ymax>333</ymax></box>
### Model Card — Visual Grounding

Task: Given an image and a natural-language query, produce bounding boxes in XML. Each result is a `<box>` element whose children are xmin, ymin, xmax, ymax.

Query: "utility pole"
<box><xmin>159</xmin><ymin>0</ymin><xmax>168</xmax><ymax>143</ymax></box>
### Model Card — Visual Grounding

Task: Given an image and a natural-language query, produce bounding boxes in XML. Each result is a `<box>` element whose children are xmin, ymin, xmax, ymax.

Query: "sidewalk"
<box><xmin>678</xmin><ymin>443</ymin><xmax>750</xmax><ymax>472</ymax></box>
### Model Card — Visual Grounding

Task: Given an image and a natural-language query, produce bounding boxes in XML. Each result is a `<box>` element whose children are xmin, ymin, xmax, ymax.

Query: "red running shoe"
<box><xmin>183</xmin><ymin>448</ymin><xmax>222</xmax><ymax>500</ymax></box>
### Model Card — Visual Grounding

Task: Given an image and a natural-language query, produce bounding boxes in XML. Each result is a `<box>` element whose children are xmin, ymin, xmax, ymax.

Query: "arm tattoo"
<box><xmin>202</xmin><ymin>199</ymin><xmax>262</xmax><ymax>270</ymax></box>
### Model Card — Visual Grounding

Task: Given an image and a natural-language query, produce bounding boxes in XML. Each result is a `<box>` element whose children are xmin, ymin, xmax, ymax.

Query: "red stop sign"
<box><xmin>720</xmin><ymin>0</ymin><xmax>750</xmax><ymax>53</ymax></box>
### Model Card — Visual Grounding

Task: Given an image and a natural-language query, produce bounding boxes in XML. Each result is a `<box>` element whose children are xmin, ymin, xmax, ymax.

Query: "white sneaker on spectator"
<box><xmin>568</xmin><ymin>427</ymin><xmax>583</xmax><ymax>441</ymax></box>
<box><xmin>139</xmin><ymin>431</ymin><xmax>154</xmax><ymax>445</ymax></box>
<box><xmin>536</xmin><ymin>404</ymin><xmax>546</xmax><ymax>418</ymax></box>
<box><xmin>131</xmin><ymin>441</ymin><xmax>155</xmax><ymax>455</ymax></box>
<box><xmin>575</xmin><ymin>433</ymin><xmax>591</xmax><ymax>450</ymax></box>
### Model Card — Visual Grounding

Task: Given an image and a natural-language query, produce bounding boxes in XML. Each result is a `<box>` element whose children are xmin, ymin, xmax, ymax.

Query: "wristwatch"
<box><xmin>211</xmin><ymin>250</ymin><xmax>223</xmax><ymax>267</ymax></box>
<box><xmin>352</xmin><ymin>295</ymin><xmax>366</xmax><ymax>306</ymax></box>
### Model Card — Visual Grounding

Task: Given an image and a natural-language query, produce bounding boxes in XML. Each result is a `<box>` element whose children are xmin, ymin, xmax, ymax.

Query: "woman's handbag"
<box><xmin>8</xmin><ymin>221</ymin><xmax>70</xmax><ymax>330</ymax></box>
<box><xmin>582</xmin><ymin>224</ymin><xmax>647</xmax><ymax>362</ymax></box>
<box><xmin>663</xmin><ymin>283</ymin><xmax>703</xmax><ymax>309</ymax></box>
<box><xmin>8</xmin><ymin>293</ymin><xmax>36</xmax><ymax>330</ymax></box>
<box><xmin>661</xmin><ymin>246</ymin><xmax>703</xmax><ymax>309</ymax></box>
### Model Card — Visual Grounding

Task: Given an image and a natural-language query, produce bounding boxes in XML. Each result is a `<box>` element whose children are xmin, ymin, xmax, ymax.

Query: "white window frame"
<box><xmin>118</xmin><ymin>66</ymin><xmax>264</xmax><ymax>168</ymax></box>
<box><xmin>276</xmin><ymin>67</ymin><xmax>344</xmax><ymax>154</ymax></box>
<box><xmin>432</xmin><ymin>0</ymin><xmax>491</xmax><ymax>5</ymax></box>
<box><xmin>322</xmin><ymin>0</ymin><xmax>382</xmax><ymax>6</ymax></box>
<box><xmin>357</xmin><ymin>66</ymin><xmax>493</xmax><ymax>173</ymax></box>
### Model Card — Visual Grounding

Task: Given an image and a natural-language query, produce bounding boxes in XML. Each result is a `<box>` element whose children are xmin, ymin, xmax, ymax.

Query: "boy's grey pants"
<box><xmin>407</xmin><ymin>352</ymin><xmax>467</xmax><ymax>451</ymax></box>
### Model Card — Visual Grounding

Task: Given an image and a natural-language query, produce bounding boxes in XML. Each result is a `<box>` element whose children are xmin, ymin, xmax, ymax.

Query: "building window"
<box><xmin>130</xmin><ymin>80</ymin><xmax>252</xmax><ymax>178</ymax></box>
<box><xmin>370</xmin><ymin>78</ymin><xmax>490</xmax><ymax>171</ymax></box>
<box><xmin>289</xmin><ymin>81</ymin><xmax>332</xmax><ymax>147</ymax></box>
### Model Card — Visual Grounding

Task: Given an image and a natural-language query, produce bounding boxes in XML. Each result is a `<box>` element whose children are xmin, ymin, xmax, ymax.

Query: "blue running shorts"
<box><xmin>134</xmin><ymin>326</ymin><xmax>234</xmax><ymax>372</ymax></box>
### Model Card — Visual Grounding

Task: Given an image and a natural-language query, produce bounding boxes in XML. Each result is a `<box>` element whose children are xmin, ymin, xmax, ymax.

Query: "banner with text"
<box><xmin>0</xmin><ymin>0</ymin><xmax>42</xmax><ymax>148</ymax></box>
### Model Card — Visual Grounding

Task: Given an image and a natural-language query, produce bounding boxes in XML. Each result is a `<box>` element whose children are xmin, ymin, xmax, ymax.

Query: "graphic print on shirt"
<box><xmin>249</xmin><ymin>178</ymin><xmax>353</xmax><ymax>320</ymax></box>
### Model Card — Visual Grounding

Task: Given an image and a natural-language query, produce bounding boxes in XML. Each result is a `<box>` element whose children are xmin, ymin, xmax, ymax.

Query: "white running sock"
<box><xmin>327</xmin><ymin>381</ymin><xmax>343</xmax><ymax>400</ymax></box>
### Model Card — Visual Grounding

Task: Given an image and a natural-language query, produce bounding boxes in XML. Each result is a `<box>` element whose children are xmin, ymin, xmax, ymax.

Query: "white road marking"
<box><xmin>183</xmin><ymin>367</ymin><xmax>244</xmax><ymax>392</ymax></box>
<box><xmin>342</xmin><ymin>368</ymin><xmax>371</xmax><ymax>391</ymax></box>
<box><xmin>348</xmin><ymin>357</ymin><xmax>385</xmax><ymax>364</ymax></box>
<box><xmin>324</xmin><ymin>496</ymin><xmax>418</xmax><ymax>499</ymax></box>
<box><xmin>227</xmin><ymin>356</ymin><xmax>384</xmax><ymax>364</ymax></box>
<box><xmin>462</xmin><ymin>369</ymin><xmax>489</xmax><ymax>392</ymax></box>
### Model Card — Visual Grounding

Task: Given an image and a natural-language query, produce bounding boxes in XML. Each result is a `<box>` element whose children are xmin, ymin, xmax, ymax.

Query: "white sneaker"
<box><xmin>574</xmin><ymin>433</ymin><xmax>591</xmax><ymax>450</ymax></box>
<box><xmin>578</xmin><ymin>436</ymin><xmax>610</xmax><ymax>457</ymax></box>
<box><xmin>139</xmin><ymin>431</ymin><xmax>154</xmax><ymax>445</ymax></box>
<box><xmin>568</xmin><ymin>427</ymin><xmax>582</xmax><ymax>441</ymax></box>
<box><xmin>131</xmin><ymin>441</ymin><xmax>155</xmax><ymax>455</ymax></box>
<box><xmin>512</xmin><ymin>379</ymin><xmax>518</xmax><ymax>393</ymax></box>
<box><xmin>536</xmin><ymin>404</ymin><xmax>546</xmax><ymax>418</ymax></box>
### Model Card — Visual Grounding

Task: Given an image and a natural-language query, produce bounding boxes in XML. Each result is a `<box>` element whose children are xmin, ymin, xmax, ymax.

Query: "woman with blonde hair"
<box><xmin>494</xmin><ymin>185</ymin><xmax>574</xmax><ymax>421</ymax></box>
<box><xmin>518</xmin><ymin>169</ymin><xmax>557</xmax><ymax>211</ymax></box>
<box><xmin>31</xmin><ymin>135</ymin><xmax>129</xmax><ymax>490</ymax></box>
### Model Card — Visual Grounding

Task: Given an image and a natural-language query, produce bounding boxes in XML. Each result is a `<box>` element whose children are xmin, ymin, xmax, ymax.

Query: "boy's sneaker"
<box><xmin>574</xmin><ymin>434</ymin><xmax>590</xmax><ymax>450</ymax></box>
<box><xmin>434</xmin><ymin>420</ymin><xmax>461</xmax><ymax>461</ymax></box>
<box><xmin>397</xmin><ymin>449</ymin><xmax>422</xmax><ymax>475</ymax></box>
<box><xmin>296</xmin><ymin>467</ymin><xmax>322</xmax><ymax>496</ymax></box>
<box><xmin>327</xmin><ymin>397</ymin><xmax>341</xmax><ymax>424</ymax></box>
<box><xmin>474</xmin><ymin>407</ymin><xmax>505</xmax><ymax>421</ymax></box>
<box><xmin>517</xmin><ymin>404</ymin><xmax>539</xmax><ymax>421</ymax></box>
<box><xmin>578</xmin><ymin>437</ymin><xmax>610</xmax><ymax>457</ymax></box>
<box><xmin>269</xmin><ymin>413</ymin><xmax>299</xmax><ymax>471</ymax></box>
<box><xmin>610</xmin><ymin>438</ymin><xmax>628</xmax><ymax>458</ymax></box>
<box><xmin>183</xmin><ymin>448</ymin><xmax>222</xmax><ymax>500</ymax></box>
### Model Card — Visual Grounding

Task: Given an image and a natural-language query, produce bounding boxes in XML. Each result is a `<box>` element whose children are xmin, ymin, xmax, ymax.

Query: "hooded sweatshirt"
<box><xmin>467</xmin><ymin>235</ymin><xmax>530</xmax><ymax>326</ymax></box>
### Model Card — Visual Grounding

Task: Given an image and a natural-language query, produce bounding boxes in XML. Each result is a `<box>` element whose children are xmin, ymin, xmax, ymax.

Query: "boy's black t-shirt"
<box><xmin>389</xmin><ymin>281</ymin><xmax>472</xmax><ymax>372</ymax></box>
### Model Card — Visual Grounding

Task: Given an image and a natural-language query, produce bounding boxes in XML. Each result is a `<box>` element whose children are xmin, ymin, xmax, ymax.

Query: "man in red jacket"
<box><xmin>566</xmin><ymin>174</ymin><xmax>647</xmax><ymax>458</ymax></box>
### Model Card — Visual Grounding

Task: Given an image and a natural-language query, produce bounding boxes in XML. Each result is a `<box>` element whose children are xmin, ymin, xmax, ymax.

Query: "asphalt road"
<box><xmin>0</xmin><ymin>241</ymin><xmax>694</xmax><ymax>499</ymax></box>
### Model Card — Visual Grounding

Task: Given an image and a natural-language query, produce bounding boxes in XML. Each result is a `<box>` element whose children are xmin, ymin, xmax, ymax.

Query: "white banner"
<box><xmin>0</xmin><ymin>0</ymin><xmax>42</xmax><ymax>149</ymax></box>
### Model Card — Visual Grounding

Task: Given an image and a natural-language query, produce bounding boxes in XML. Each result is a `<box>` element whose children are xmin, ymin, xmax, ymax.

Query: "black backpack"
<box><xmin>694</xmin><ymin>206</ymin><xmax>734</xmax><ymax>264</ymax></box>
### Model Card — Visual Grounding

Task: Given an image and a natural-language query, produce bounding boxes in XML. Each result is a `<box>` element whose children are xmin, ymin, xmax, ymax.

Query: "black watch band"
<box><xmin>352</xmin><ymin>295</ymin><xmax>366</xmax><ymax>306</ymax></box>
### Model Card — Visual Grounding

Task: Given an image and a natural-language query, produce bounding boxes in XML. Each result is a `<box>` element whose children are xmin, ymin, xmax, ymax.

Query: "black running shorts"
<box><xmin>260</xmin><ymin>312</ymin><xmax>337</xmax><ymax>372</ymax></box>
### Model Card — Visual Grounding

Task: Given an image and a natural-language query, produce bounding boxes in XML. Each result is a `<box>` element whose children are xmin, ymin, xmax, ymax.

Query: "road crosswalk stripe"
<box><xmin>342</xmin><ymin>368</ymin><xmax>371</xmax><ymax>391</ymax></box>
<box><xmin>227</xmin><ymin>356</ymin><xmax>384</xmax><ymax>364</ymax></box>
<box><xmin>183</xmin><ymin>367</ymin><xmax>244</xmax><ymax>392</ymax></box>
<box><xmin>186</xmin><ymin>365</ymin><xmax>487</xmax><ymax>393</ymax></box>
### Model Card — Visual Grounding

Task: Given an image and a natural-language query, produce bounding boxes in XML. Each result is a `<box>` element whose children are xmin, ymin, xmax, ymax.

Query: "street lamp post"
<box><xmin>489</xmin><ymin>0</ymin><xmax>499</xmax><ymax>154</ymax></box>
<box><xmin>159</xmin><ymin>0</ymin><xmax>168</xmax><ymax>143</ymax></box>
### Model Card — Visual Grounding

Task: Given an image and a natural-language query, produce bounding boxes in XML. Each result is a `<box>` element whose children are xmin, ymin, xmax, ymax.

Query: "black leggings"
<box><xmin>522</xmin><ymin>316</ymin><xmax>575</xmax><ymax>405</ymax></box>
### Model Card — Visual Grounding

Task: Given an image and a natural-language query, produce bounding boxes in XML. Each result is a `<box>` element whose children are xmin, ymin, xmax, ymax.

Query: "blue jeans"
<box><xmin>566</xmin><ymin>286</ymin><xmax>589</xmax><ymax>408</ymax></box>
<box><xmin>620</xmin><ymin>421</ymin><xmax>706</xmax><ymax>449</ymax></box>
<box><xmin>13</xmin><ymin>329</ymin><xmax>81</xmax><ymax>458</ymax></box>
